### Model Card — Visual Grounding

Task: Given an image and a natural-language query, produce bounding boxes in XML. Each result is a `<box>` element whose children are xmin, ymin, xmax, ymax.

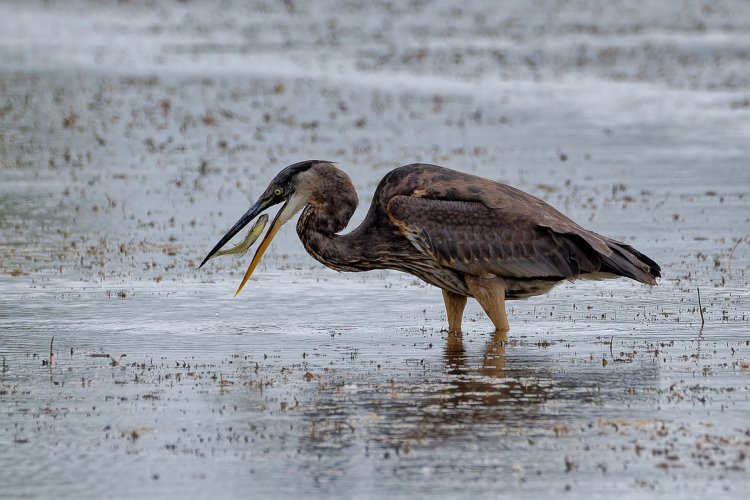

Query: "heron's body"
<box><xmin>201</xmin><ymin>161</ymin><xmax>660</xmax><ymax>334</ymax></box>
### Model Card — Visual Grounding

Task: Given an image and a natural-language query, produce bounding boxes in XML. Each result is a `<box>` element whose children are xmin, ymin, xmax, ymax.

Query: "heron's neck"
<box><xmin>296</xmin><ymin>182</ymin><xmax>376</xmax><ymax>272</ymax></box>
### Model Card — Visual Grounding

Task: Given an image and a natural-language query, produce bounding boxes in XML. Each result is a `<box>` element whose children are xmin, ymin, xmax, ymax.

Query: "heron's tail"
<box><xmin>599</xmin><ymin>239</ymin><xmax>661</xmax><ymax>285</ymax></box>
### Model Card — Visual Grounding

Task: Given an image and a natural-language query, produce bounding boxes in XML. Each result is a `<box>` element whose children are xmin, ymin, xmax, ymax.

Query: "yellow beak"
<box><xmin>233</xmin><ymin>207</ymin><xmax>286</xmax><ymax>297</ymax></box>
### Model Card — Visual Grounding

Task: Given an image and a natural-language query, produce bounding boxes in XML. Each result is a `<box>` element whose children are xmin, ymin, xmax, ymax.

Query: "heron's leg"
<box><xmin>465</xmin><ymin>276</ymin><xmax>510</xmax><ymax>333</ymax></box>
<box><xmin>441</xmin><ymin>289</ymin><xmax>467</xmax><ymax>334</ymax></box>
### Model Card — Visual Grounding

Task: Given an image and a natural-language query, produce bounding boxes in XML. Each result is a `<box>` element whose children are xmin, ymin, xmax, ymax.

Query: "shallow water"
<box><xmin>2</xmin><ymin>1</ymin><xmax>750</xmax><ymax>498</ymax></box>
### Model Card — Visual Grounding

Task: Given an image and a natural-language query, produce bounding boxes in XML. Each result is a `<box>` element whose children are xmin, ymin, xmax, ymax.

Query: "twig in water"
<box><xmin>727</xmin><ymin>237</ymin><xmax>743</xmax><ymax>273</ymax></box>
<box><xmin>110</xmin><ymin>354</ymin><xmax>127</xmax><ymax>367</ymax></box>
<box><xmin>88</xmin><ymin>352</ymin><xmax>127</xmax><ymax>367</ymax></box>
<box><xmin>49</xmin><ymin>337</ymin><xmax>54</xmax><ymax>368</ymax></box>
<box><xmin>697</xmin><ymin>288</ymin><xmax>705</xmax><ymax>329</ymax></box>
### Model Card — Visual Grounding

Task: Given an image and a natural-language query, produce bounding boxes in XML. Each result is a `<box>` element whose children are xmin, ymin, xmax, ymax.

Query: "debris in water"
<box><xmin>121</xmin><ymin>427</ymin><xmax>153</xmax><ymax>440</ymax></box>
<box><xmin>89</xmin><ymin>353</ymin><xmax>127</xmax><ymax>366</ymax></box>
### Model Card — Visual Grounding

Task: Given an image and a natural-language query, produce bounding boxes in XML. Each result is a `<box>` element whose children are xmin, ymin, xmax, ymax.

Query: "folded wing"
<box><xmin>387</xmin><ymin>194</ymin><xmax>659</xmax><ymax>284</ymax></box>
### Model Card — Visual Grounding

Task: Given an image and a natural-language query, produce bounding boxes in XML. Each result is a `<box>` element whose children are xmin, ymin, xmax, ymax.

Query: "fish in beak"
<box><xmin>199</xmin><ymin>191</ymin><xmax>308</xmax><ymax>297</ymax></box>
<box><xmin>206</xmin><ymin>214</ymin><xmax>269</xmax><ymax>260</ymax></box>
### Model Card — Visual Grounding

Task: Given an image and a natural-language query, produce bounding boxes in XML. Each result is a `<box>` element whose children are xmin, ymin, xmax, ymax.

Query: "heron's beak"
<box><xmin>201</xmin><ymin>190</ymin><xmax>306</xmax><ymax>297</ymax></box>
<box><xmin>232</xmin><ymin>204</ymin><xmax>289</xmax><ymax>297</ymax></box>
<box><xmin>199</xmin><ymin>198</ymin><xmax>273</xmax><ymax>269</ymax></box>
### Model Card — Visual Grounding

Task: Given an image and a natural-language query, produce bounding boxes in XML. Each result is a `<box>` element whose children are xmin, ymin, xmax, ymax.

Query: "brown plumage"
<box><xmin>201</xmin><ymin>161</ymin><xmax>661</xmax><ymax>333</ymax></box>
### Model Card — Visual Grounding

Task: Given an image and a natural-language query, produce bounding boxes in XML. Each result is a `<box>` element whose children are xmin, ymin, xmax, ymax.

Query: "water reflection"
<box><xmin>298</xmin><ymin>332</ymin><xmax>563</xmax><ymax>462</ymax></box>
<box><xmin>425</xmin><ymin>330</ymin><xmax>552</xmax><ymax>429</ymax></box>
<box><xmin>444</xmin><ymin>330</ymin><xmax>507</xmax><ymax>376</ymax></box>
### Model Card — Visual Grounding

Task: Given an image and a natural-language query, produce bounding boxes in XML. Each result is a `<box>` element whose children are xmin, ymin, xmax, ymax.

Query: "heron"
<box><xmin>200</xmin><ymin>160</ymin><xmax>660</xmax><ymax>334</ymax></box>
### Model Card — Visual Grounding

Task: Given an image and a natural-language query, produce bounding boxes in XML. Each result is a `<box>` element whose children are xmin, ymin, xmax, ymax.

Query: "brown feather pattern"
<box><xmin>294</xmin><ymin>162</ymin><xmax>659</xmax><ymax>300</ymax></box>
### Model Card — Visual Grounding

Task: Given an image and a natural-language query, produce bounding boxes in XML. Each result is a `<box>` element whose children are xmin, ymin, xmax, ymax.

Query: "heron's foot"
<box><xmin>446</xmin><ymin>329</ymin><xmax>462</xmax><ymax>342</ymax></box>
<box><xmin>493</xmin><ymin>325</ymin><xmax>510</xmax><ymax>336</ymax></box>
<box><xmin>490</xmin><ymin>328</ymin><xmax>509</xmax><ymax>342</ymax></box>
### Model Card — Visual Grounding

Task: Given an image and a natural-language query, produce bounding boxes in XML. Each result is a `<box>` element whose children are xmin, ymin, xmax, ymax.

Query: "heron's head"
<box><xmin>199</xmin><ymin>160</ymin><xmax>339</xmax><ymax>296</ymax></box>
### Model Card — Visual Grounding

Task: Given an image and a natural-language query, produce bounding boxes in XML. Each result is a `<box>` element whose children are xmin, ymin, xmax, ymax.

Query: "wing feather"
<box><xmin>387</xmin><ymin>195</ymin><xmax>602</xmax><ymax>279</ymax></box>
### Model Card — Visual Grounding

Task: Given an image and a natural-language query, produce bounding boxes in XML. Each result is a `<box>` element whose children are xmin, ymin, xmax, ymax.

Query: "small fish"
<box><xmin>209</xmin><ymin>214</ymin><xmax>269</xmax><ymax>259</ymax></box>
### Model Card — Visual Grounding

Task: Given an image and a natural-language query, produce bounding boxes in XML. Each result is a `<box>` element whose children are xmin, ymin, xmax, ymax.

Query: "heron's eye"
<box><xmin>273</xmin><ymin>188</ymin><xmax>283</xmax><ymax>197</ymax></box>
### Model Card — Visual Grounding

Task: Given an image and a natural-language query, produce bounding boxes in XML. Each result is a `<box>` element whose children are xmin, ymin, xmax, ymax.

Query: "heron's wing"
<box><xmin>382</xmin><ymin>164</ymin><xmax>614</xmax><ymax>256</ymax></box>
<box><xmin>386</xmin><ymin>195</ymin><xmax>606</xmax><ymax>279</ymax></box>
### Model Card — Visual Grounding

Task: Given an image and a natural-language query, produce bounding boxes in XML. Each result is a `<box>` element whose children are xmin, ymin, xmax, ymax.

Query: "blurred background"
<box><xmin>1</xmin><ymin>0</ymin><xmax>748</xmax><ymax>278</ymax></box>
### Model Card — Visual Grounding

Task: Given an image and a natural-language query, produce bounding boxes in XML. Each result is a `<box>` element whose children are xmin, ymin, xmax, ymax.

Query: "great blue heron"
<box><xmin>200</xmin><ymin>161</ymin><xmax>660</xmax><ymax>333</ymax></box>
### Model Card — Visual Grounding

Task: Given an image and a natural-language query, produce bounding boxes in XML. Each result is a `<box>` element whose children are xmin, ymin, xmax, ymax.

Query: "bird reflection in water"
<box><xmin>444</xmin><ymin>330</ymin><xmax>507</xmax><ymax>377</ymax></box>
<box><xmin>440</xmin><ymin>330</ymin><xmax>548</xmax><ymax>413</ymax></box>
<box><xmin>296</xmin><ymin>331</ymin><xmax>560</xmax><ymax>466</ymax></box>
